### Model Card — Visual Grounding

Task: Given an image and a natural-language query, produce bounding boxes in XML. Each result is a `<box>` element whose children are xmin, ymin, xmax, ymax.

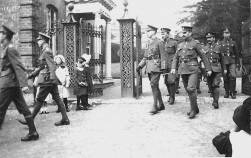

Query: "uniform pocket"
<box><xmin>187</xmin><ymin>47</ymin><xmax>195</xmax><ymax>55</ymax></box>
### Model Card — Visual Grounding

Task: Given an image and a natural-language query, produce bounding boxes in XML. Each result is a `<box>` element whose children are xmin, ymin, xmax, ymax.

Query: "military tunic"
<box><xmin>138</xmin><ymin>37</ymin><xmax>164</xmax><ymax>108</ymax></box>
<box><xmin>0</xmin><ymin>43</ymin><xmax>31</xmax><ymax>118</ymax></box>
<box><xmin>219</xmin><ymin>39</ymin><xmax>239</xmax><ymax>95</ymax></box>
<box><xmin>160</xmin><ymin>39</ymin><xmax>178</xmax><ymax>102</ymax></box>
<box><xmin>171</xmin><ymin>38</ymin><xmax>211</xmax><ymax>116</ymax></box>
<box><xmin>204</xmin><ymin>43</ymin><xmax>226</xmax><ymax>88</ymax></box>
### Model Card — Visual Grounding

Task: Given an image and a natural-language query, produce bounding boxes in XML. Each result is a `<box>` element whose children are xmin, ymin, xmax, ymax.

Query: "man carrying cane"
<box><xmin>171</xmin><ymin>26</ymin><xmax>212</xmax><ymax>119</ymax></box>
<box><xmin>160</xmin><ymin>27</ymin><xmax>178</xmax><ymax>105</ymax></box>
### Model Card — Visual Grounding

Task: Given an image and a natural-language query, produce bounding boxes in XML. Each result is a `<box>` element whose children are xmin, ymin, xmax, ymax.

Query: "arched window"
<box><xmin>46</xmin><ymin>5</ymin><xmax>58</xmax><ymax>56</ymax></box>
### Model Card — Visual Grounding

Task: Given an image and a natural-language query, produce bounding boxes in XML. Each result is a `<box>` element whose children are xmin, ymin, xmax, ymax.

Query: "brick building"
<box><xmin>0</xmin><ymin>0</ymin><xmax>67</xmax><ymax>70</ymax></box>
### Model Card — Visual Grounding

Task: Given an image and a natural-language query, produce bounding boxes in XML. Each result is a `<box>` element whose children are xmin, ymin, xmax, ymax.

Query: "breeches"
<box><xmin>0</xmin><ymin>87</ymin><xmax>31</xmax><ymax>117</ymax></box>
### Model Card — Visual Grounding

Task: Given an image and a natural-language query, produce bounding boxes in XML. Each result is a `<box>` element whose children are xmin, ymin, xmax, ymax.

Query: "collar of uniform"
<box><xmin>2</xmin><ymin>41</ymin><xmax>12</xmax><ymax>49</ymax></box>
<box><xmin>223</xmin><ymin>38</ymin><xmax>230</xmax><ymax>42</ymax></box>
<box><xmin>184</xmin><ymin>37</ymin><xmax>193</xmax><ymax>42</ymax></box>
<box><xmin>164</xmin><ymin>38</ymin><xmax>171</xmax><ymax>43</ymax></box>
<box><xmin>42</xmin><ymin>43</ymin><xmax>49</xmax><ymax>51</ymax></box>
<box><xmin>149</xmin><ymin>37</ymin><xmax>158</xmax><ymax>44</ymax></box>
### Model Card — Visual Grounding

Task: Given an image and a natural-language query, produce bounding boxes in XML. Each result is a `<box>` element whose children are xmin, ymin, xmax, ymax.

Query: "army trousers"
<box><xmin>181</xmin><ymin>73</ymin><xmax>199</xmax><ymax>113</ymax></box>
<box><xmin>223</xmin><ymin>63</ymin><xmax>236</xmax><ymax>93</ymax></box>
<box><xmin>207</xmin><ymin>72</ymin><xmax>222</xmax><ymax>102</ymax></box>
<box><xmin>148</xmin><ymin>72</ymin><xmax>164</xmax><ymax>110</ymax></box>
<box><xmin>0</xmin><ymin>87</ymin><xmax>32</xmax><ymax>128</ymax></box>
<box><xmin>32</xmin><ymin>84</ymin><xmax>68</xmax><ymax>120</ymax></box>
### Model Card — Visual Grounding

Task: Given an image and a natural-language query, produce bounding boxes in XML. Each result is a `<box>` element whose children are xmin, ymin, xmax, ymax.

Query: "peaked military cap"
<box><xmin>37</xmin><ymin>32</ymin><xmax>51</xmax><ymax>41</ymax></box>
<box><xmin>146</xmin><ymin>25</ymin><xmax>158</xmax><ymax>32</ymax></box>
<box><xmin>222</xmin><ymin>27</ymin><xmax>232</xmax><ymax>33</ymax></box>
<box><xmin>205</xmin><ymin>32</ymin><xmax>216</xmax><ymax>38</ymax></box>
<box><xmin>161</xmin><ymin>28</ymin><xmax>171</xmax><ymax>33</ymax></box>
<box><xmin>0</xmin><ymin>25</ymin><xmax>15</xmax><ymax>36</ymax></box>
<box><xmin>181</xmin><ymin>26</ymin><xmax>193</xmax><ymax>32</ymax></box>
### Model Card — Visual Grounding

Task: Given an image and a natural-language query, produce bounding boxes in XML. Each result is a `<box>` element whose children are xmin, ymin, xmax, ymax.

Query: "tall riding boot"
<box><xmin>233</xmin><ymin>78</ymin><xmax>237</xmax><ymax>94</ymax></box>
<box><xmin>188</xmin><ymin>91</ymin><xmax>199</xmax><ymax>119</ymax></box>
<box><xmin>212</xmin><ymin>87</ymin><xmax>219</xmax><ymax>109</ymax></box>
<box><xmin>230</xmin><ymin>79</ymin><xmax>236</xmax><ymax>99</ymax></box>
<box><xmin>54</xmin><ymin>98</ymin><xmax>70</xmax><ymax>126</ymax></box>
<box><xmin>21</xmin><ymin>115</ymin><xmax>39</xmax><ymax>141</ymax></box>
<box><xmin>175</xmin><ymin>76</ymin><xmax>180</xmax><ymax>94</ymax></box>
<box><xmin>223</xmin><ymin>81</ymin><xmax>230</xmax><ymax>98</ymax></box>
<box><xmin>18</xmin><ymin>100</ymin><xmax>44</xmax><ymax>125</ymax></box>
<box><xmin>150</xmin><ymin>83</ymin><xmax>159</xmax><ymax>114</ymax></box>
<box><xmin>0</xmin><ymin>117</ymin><xmax>4</xmax><ymax>130</ymax></box>
<box><xmin>63</xmin><ymin>98</ymin><xmax>70</xmax><ymax>112</ymax></box>
<box><xmin>166</xmin><ymin>85</ymin><xmax>170</xmax><ymax>103</ymax></box>
<box><xmin>169</xmin><ymin>83</ymin><xmax>176</xmax><ymax>105</ymax></box>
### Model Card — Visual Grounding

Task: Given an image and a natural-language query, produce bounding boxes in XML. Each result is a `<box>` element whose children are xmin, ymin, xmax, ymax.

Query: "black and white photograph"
<box><xmin>0</xmin><ymin>0</ymin><xmax>250</xmax><ymax>157</ymax></box>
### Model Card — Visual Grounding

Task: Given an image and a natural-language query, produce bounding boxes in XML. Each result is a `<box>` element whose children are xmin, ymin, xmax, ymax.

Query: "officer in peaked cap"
<box><xmin>171</xmin><ymin>25</ymin><xmax>212</xmax><ymax>119</ymax></box>
<box><xmin>136</xmin><ymin>24</ymin><xmax>165</xmax><ymax>114</ymax></box>
<box><xmin>0</xmin><ymin>25</ymin><xmax>15</xmax><ymax>39</ymax></box>
<box><xmin>160</xmin><ymin>27</ymin><xmax>178</xmax><ymax>105</ymax></box>
<box><xmin>219</xmin><ymin>27</ymin><xmax>240</xmax><ymax>99</ymax></box>
<box><xmin>204</xmin><ymin>31</ymin><xmax>226</xmax><ymax>109</ymax></box>
<box><xmin>146</xmin><ymin>25</ymin><xmax>158</xmax><ymax>32</ymax></box>
<box><xmin>18</xmin><ymin>31</ymin><xmax>70</xmax><ymax>127</ymax></box>
<box><xmin>37</xmin><ymin>32</ymin><xmax>51</xmax><ymax>42</ymax></box>
<box><xmin>0</xmin><ymin>25</ymin><xmax>39</xmax><ymax>141</ymax></box>
<box><xmin>181</xmin><ymin>26</ymin><xmax>193</xmax><ymax>33</ymax></box>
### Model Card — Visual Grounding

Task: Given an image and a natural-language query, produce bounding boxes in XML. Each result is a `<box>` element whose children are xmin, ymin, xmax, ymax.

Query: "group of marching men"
<box><xmin>136</xmin><ymin>25</ymin><xmax>240</xmax><ymax>119</ymax></box>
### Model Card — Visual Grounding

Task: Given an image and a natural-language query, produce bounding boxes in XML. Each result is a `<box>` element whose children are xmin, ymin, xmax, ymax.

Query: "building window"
<box><xmin>46</xmin><ymin>5</ymin><xmax>58</xmax><ymax>56</ymax></box>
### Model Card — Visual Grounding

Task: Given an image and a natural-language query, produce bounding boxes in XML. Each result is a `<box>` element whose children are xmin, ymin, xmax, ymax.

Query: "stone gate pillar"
<box><xmin>117</xmin><ymin>0</ymin><xmax>135</xmax><ymax>98</ymax></box>
<box><xmin>62</xmin><ymin>3</ymin><xmax>79</xmax><ymax>89</ymax></box>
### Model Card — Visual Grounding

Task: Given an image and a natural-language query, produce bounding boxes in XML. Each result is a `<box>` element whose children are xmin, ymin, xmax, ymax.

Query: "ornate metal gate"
<box><xmin>241</xmin><ymin>18</ymin><xmax>251</xmax><ymax>95</ymax></box>
<box><xmin>135</xmin><ymin>20</ymin><xmax>142</xmax><ymax>99</ymax></box>
<box><xmin>80</xmin><ymin>18</ymin><xmax>104</xmax><ymax>97</ymax></box>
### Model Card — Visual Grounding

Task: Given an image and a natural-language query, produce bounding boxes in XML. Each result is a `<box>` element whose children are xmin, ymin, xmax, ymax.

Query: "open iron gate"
<box><xmin>80</xmin><ymin>18</ymin><xmax>104</xmax><ymax>97</ymax></box>
<box><xmin>135</xmin><ymin>20</ymin><xmax>142</xmax><ymax>99</ymax></box>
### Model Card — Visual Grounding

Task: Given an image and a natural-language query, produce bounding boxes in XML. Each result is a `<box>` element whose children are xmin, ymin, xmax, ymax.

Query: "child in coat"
<box><xmin>54</xmin><ymin>55</ymin><xmax>71</xmax><ymax>112</ymax></box>
<box><xmin>73</xmin><ymin>54</ymin><xmax>93</xmax><ymax>110</ymax></box>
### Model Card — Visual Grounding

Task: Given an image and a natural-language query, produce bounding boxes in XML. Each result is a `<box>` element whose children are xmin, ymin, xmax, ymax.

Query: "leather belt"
<box><xmin>146</xmin><ymin>55</ymin><xmax>160</xmax><ymax>60</ymax></box>
<box><xmin>224</xmin><ymin>53</ymin><xmax>235</xmax><ymax>57</ymax></box>
<box><xmin>209</xmin><ymin>58</ymin><xmax>219</xmax><ymax>63</ymax></box>
<box><xmin>0</xmin><ymin>67</ymin><xmax>13</xmax><ymax>77</ymax></box>
<box><xmin>179</xmin><ymin>58</ymin><xmax>197</xmax><ymax>64</ymax></box>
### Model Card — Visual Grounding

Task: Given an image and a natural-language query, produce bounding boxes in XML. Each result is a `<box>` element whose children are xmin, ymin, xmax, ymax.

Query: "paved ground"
<box><xmin>0</xmin><ymin>77</ymin><xmax>249</xmax><ymax>158</ymax></box>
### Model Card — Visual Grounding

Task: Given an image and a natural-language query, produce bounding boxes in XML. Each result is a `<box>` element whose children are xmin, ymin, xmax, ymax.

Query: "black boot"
<box><xmin>63</xmin><ymin>98</ymin><xmax>70</xmax><ymax>112</ymax></box>
<box><xmin>55</xmin><ymin>119</ymin><xmax>70</xmax><ymax>126</ymax></box>
<box><xmin>169</xmin><ymin>84</ymin><xmax>175</xmax><ymax>105</ymax></box>
<box><xmin>188</xmin><ymin>92</ymin><xmax>199</xmax><ymax>119</ymax></box>
<box><xmin>223</xmin><ymin>81</ymin><xmax>230</xmax><ymax>98</ymax></box>
<box><xmin>76</xmin><ymin>97</ymin><xmax>84</xmax><ymax>111</ymax></box>
<box><xmin>158</xmin><ymin>104</ymin><xmax>165</xmax><ymax>111</ymax></box>
<box><xmin>230</xmin><ymin>93</ymin><xmax>236</xmax><ymax>99</ymax></box>
<box><xmin>212</xmin><ymin>87</ymin><xmax>219</xmax><ymax>109</ymax></box>
<box><xmin>21</xmin><ymin>116</ymin><xmax>39</xmax><ymax>141</ymax></box>
<box><xmin>149</xmin><ymin>104</ymin><xmax>159</xmax><ymax>114</ymax></box>
<box><xmin>0</xmin><ymin>117</ymin><xmax>4</xmax><ymax>130</ymax></box>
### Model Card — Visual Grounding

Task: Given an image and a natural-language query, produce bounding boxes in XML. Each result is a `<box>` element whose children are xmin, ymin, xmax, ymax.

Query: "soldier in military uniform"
<box><xmin>136</xmin><ymin>25</ymin><xmax>165</xmax><ymax>114</ymax></box>
<box><xmin>18</xmin><ymin>32</ymin><xmax>70</xmax><ymax>126</ymax></box>
<box><xmin>0</xmin><ymin>25</ymin><xmax>39</xmax><ymax>141</ymax></box>
<box><xmin>160</xmin><ymin>27</ymin><xmax>178</xmax><ymax>105</ymax></box>
<box><xmin>171</xmin><ymin>26</ymin><xmax>211</xmax><ymax>119</ymax></box>
<box><xmin>219</xmin><ymin>27</ymin><xmax>240</xmax><ymax>99</ymax></box>
<box><xmin>204</xmin><ymin>32</ymin><xmax>227</xmax><ymax>109</ymax></box>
